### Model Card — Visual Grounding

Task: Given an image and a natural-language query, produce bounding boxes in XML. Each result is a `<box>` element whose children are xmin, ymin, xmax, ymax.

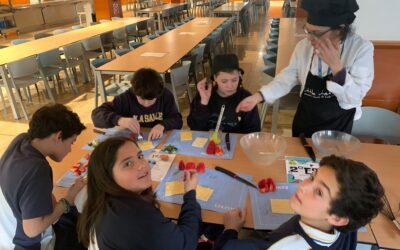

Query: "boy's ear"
<box><xmin>327</xmin><ymin>214</ymin><xmax>349</xmax><ymax>227</ymax></box>
<box><xmin>54</xmin><ymin>131</ymin><xmax>63</xmax><ymax>142</ymax></box>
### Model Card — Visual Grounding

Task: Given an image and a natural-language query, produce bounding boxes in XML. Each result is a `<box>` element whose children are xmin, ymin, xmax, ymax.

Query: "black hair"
<box><xmin>27</xmin><ymin>103</ymin><xmax>86</xmax><ymax>141</ymax></box>
<box><xmin>130</xmin><ymin>68</ymin><xmax>164</xmax><ymax>100</ymax></box>
<box><xmin>330</xmin><ymin>24</ymin><xmax>353</xmax><ymax>41</ymax></box>
<box><xmin>321</xmin><ymin>155</ymin><xmax>385</xmax><ymax>233</ymax></box>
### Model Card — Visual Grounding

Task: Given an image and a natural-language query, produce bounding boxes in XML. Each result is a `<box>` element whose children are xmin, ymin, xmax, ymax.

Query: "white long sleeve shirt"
<box><xmin>259</xmin><ymin>33</ymin><xmax>374</xmax><ymax>120</ymax></box>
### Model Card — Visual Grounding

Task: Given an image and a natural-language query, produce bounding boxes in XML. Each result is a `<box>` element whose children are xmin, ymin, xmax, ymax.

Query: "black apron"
<box><xmin>292</xmin><ymin>51</ymin><xmax>356</xmax><ymax>137</ymax></box>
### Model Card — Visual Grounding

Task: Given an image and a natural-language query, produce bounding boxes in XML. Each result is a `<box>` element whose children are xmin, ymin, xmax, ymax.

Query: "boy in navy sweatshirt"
<box><xmin>213</xmin><ymin>155</ymin><xmax>385</xmax><ymax>250</ymax></box>
<box><xmin>92</xmin><ymin>68</ymin><xmax>183</xmax><ymax>140</ymax></box>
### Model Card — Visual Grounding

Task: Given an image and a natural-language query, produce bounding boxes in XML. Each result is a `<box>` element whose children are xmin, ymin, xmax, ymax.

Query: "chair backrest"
<box><xmin>34</xmin><ymin>32</ymin><xmax>53</xmax><ymax>40</ymax></box>
<box><xmin>125</xmin><ymin>23</ymin><xmax>139</xmax><ymax>37</ymax></box>
<box><xmin>170</xmin><ymin>61</ymin><xmax>191</xmax><ymax>93</ymax></box>
<box><xmin>53</xmin><ymin>29</ymin><xmax>69</xmax><ymax>35</ymax></box>
<box><xmin>352</xmin><ymin>106</ymin><xmax>400</xmax><ymax>144</ymax></box>
<box><xmin>11</xmin><ymin>39</ymin><xmax>29</xmax><ymax>45</ymax></box>
<box><xmin>147</xmin><ymin>18</ymin><xmax>156</xmax><ymax>34</ymax></box>
<box><xmin>82</xmin><ymin>36</ymin><xmax>103</xmax><ymax>51</ymax></box>
<box><xmin>7</xmin><ymin>56</ymin><xmax>40</xmax><ymax>79</ymax></box>
<box><xmin>192</xmin><ymin>43</ymin><xmax>206</xmax><ymax>66</ymax></box>
<box><xmin>37</xmin><ymin>49</ymin><xmax>63</xmax><ymax>67</ymax></box>
<box><xmin>63</xmin><ymin>42</ymin><xmax>85</xmax><ymax>59</ymax></box>
<box><xmin>72</xmin><ymin>25</ymin><xmax>83</xmax><ymax>30</ymax></box>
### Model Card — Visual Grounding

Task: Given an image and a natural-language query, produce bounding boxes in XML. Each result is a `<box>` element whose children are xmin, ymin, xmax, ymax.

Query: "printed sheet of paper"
<box><xmin>180</xmin><ymin>131</ymin><xmax>193</xmax><ymax>141</ymax></box>
<box><xmin>285</xmin><ymin>156</ymin><xmax>320</xmax><ymax>183</ymax></box>
<box><xmin>140</xmin><ymin>52</ymin><xmax>166</xmax><ymax>57</ymax></box>
<box><xmin>138</xmin><ymin>141</ymin><xmax>154</xmax><ymax>151</ymax></box>
<box><xmin>192</xmin><ymin>137</ymin><xmax>208</xmax><ymax>148</ymax></box>
<box><xmin>147</xmin><ymin>150</ymin><xmax>176</xmax><ymax>181</ymax></box>
<box><xmin>196</xmin><ymin>186</ymin><xmax>214</xmax><ymax>202</ymax></box>
<box><xmin>270</xmin><ymin>199</ymin><xmax>295</xmax><ymax>214</ymax></box>
<box><xmin>165</xmin><ymin>181</ymin><xmax>184</xmax><ymax>196</ymax></box>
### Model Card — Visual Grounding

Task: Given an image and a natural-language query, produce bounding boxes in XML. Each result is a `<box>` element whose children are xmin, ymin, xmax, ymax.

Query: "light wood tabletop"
<box><xmin>48</xmin><ymin>125</ymin><xmax>400</xmax><ymax>246</ymax></box>
<box><xmin>97</xmin><ymin>17</ymin><xmax>226</xmax><ymax>73</ymax></box>
<box><xmin>136</xmin><ymin>3</ymin><xmax>187</xmax><ymax>13</ymax></box>
<box><xmin>0</xmin><ymin>17</ymin><xmax>149</xmax><ymax>120</ymax></box>
<box><xmin>212</xmin><ymin>2</ymin><xmax>248</xmax><ymax>13</ymax></box>
<box><xmin>276</xmin><ymin>18</ymin><xmax>306</xmax><ymax>74</ymax></box>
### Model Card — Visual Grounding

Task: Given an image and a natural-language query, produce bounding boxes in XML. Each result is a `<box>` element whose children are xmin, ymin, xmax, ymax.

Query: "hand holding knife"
<box><xmin>215</xmin><ymin>166</ymin><xmax>257</xmax><ymax>189</ymax></box>
<box><xmin>300</xmin><ymin>133</ymin><xmax>316</xmax><ymax>162</ymax></box>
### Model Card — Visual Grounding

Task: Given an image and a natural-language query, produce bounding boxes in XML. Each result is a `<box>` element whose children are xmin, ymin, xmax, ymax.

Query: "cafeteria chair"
<box><xmin>33</xmin><ymin>32</ymin><xmax>52</xmax><ymax>40</ymax></box>
<box><xmin>91</xmin><ymin>58</ymin><xmax>113</xmax><ymax>108</ymax></box>
<box><xmin>53</xmin><ymin>29</ymin><xmax>69</xmax><ymax>35</ymax></box>
<box><xmin>63</xmin><ymin>42</ymin><xmax>92</xmax><ymax>83</ymax></box>
<box><xmin>113</xmin><ymin>28</ymin><xmax>129</xmax><ymax>49</ymax></box>
<box><xmin>72</xmin><ymin>25</ymin><xmax>84</xmax><ymax>30</ymax></box>
<box><xmin>165</xmin><ymin>61</ymin><xmax>192</xmax><ymax>112</ymax></box>
<box><xmin>352</xmin><ymin>107</ymin><xmax>400</xmax><ymax>144</ymax></box>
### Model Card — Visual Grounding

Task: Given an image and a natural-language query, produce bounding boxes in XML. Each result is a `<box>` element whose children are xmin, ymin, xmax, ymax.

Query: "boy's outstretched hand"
<box><xmin>224</xmin><ymin>208</ymin><xmax>246</xmax><ymax>232</ymax></box>
<box><xmin>65</xmin><ymin>177</ymin><xmax>86</xmax><ymax>205</ymax></box>
<box><xmin>118</xmin><ymin>117</ymin><xmax>141</xmax><ymax>133</ymax></box>
<box><xmin>148</xmin><ymin>124</ymin><xmax>164</xmax><ymax>140</ymax></box>
<box><xmin>236</xmin><ymin>93</ymin><xmax>264</xmax><ymax>113</ymax></box>
<box><xmin>197</xmin><ymin>78</ymin><xmax>212</xmax><ymax>105</ymax></box>
<box><xmin>183</xmin><ymin>170</ymin><xmax>198</xmax><ymax>193</ymax></box>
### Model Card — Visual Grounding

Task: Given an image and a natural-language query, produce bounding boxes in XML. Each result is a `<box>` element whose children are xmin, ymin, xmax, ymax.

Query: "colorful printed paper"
<box><xmin>146</xmin><ymin>150</ymin><xmax>176</xmax><ymax>181</ymax></box>
<box><xmin>285</xmin><ymin>156</ymin><xmax>320</xmax><ymax>183</ymax></box>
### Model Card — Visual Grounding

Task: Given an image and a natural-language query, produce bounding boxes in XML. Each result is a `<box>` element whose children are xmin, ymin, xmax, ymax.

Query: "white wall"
<box><xmin>353</xmin><ymin>0</ymin><xmax>400</xmax><ymax>41</ymax></box>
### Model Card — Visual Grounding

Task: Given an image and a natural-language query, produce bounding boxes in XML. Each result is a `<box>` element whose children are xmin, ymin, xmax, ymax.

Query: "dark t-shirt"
<box><xmin>0</xmin><ymin>133</ymin><xmax>53</xmax><ymax>250</ymax></box>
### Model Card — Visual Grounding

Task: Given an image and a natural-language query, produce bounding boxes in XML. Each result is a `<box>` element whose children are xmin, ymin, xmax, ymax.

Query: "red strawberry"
<box><xmin>178</xmin><ymin>160</ymin><xmax>185</xmax><ymax>171</ymax></box>
<box><xmin>129</xmin><ymin>133</ymin><xmax>136</xmax><ymax>139</ymax></box>
<box><xmin>185</xmin><ymin>162</ymin><xmax>196</xmax><ymax>170</ymax></box>
<box><xmin>196</xmin><ymin>162</ymin><xmax>205</xmax><ymax>173</ymax></box>
<box><xmin>258</xmin><ymin>179</ymin><xmax>269</xmax><ymax>193</ymax></box>
<box><xmin>206</xmin><ymin>140</ymin><xmax>216</xmax><ymax>154</ymax></box>
<box><xmin>215</xmin><ymin>145</ymin><xmax>224</xmax><ymax>156</ymax></box>
<box><xmin>267</xmin><ymin>178</ymin><xmax>276</xmax><ymax>192</ymax></box>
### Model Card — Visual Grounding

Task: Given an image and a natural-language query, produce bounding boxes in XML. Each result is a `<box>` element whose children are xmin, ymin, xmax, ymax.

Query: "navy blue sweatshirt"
<box><xmin>92</xmin><ymin>88</ymin><xmax>183</xmax><ymax>130</ymax></box>
<box><xmin>95</xmin><ymin>190</ymin><xmax>201</xmax><ymax>250</ymax></box>
<box><xmin>213</xmin><ymin>215</ymin><xmax>357</xmax><ymax>250</ymax></box>
<box><xmin>187</xmin><ymin>87</ymin><xmax>260</xmax><ymax>134</ymax></box>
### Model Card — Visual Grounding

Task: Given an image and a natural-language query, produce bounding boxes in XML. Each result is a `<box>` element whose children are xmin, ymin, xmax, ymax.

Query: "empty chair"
<box><xmin>100</xmin><ymin>31</ymin><xmax>115</xmax><ymax>58</ymax></box>
<box><xmin>263</xmin><ymin>52</ymin><xmax>277</xmax><ymax>64</ymax></box>
<box><xmin>352</xmin><ymin>107</ymin><xmax>400</xmax><ymax>144</ymax></box>
<box><xmin>136</xmin><ymin>20</ymin><xmax>149</xmax><ymax>41</ymax></box>
<box><xmin>37</xmin><ymin>48</ymin><xmax>78</xmax><ymax>94</ymax></box>
<box><xmin>129</xmin><ymin>41</ymin><xmax>144</xmax><ymax>49</ymax></box>
<box><xmin>34</xmin><ymin>32</ymin><xmax>52</xmax><ymax>40</ymax></box>
<box><xmin>165</xmin><ymin>61</ymin><xmax>192</xmax><ymax>112</ymax></box>
<box><xmin>113</xmin><ymin>27</ymin><xmax>129</xmax><ymax>49</ymax></box>
<box><xmin>72</xmin><ymin>25</ymin><xmax>84</xmax><ymax>30</ymax></box>
<box><xmin>125</xmin><ymin>23</ymin><xmax>139</xmax><ymax>42</ymax></box>
<box><xmin>82</xmin><ymin>35</ymin><xmax>106</xmax><ymax>59</ymax></box>
<box><xmin>63</xmin><ymin>42</ymin><xmax>92</xmax><ymax>83</ymax></box>
<box><xmin>91</xmin><ymin>58</ymin><xmax>113</xmax><ymax>107</ymax></box>
<box><xmin>53</xmin><ymin>29</ymin><xmax>69</xmax><ymax>35</ymax></box>
<box><xmin>115</xmin><ymin>48</ymin><xmax>131</xmax><ymax>57</ymax></box>
<box><xmin>11</xmin><ymin>39</ymin><xmax>30</xmax><ymax>45</ymax></box>
<box><xmin>0</xmin><ymin>45</ymin><xmax>8</xmax><ymax>49</ymax></box>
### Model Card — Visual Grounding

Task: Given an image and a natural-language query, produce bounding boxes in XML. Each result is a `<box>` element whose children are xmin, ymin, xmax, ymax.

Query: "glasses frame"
<box><xmin>303</xmin><ymin>25</ymin><xmax>332</xmax><ymax>39</ymax></box>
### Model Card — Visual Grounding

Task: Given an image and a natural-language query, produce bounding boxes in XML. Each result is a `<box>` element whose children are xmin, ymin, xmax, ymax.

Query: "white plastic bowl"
<box><xmin>240</xmin><ymin>132</ymin><xmax>286</xmax><ymax>165</ymax></box>
<box><xmin>312</xmin><ymin>130</ymin><xmax>360</xmax><ymax>157</ymax></box>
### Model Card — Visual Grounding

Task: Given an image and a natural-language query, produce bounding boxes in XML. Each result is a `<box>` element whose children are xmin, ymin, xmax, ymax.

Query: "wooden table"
<box><xmin>136</xmin><ymin>3</ymin><xmax>188</xmax><ymax>30</ymax></box>
<box><xmin>95</xmin><ymin>17</ymin><xmax>226</xmax><ymax>106</ymax></box>
<box><xmin>0</xmin><ymin>17</ymin><xmax>149</xmax><ymax>120</ymax></box>
<box><xmin>212</xmin><ymin>2</ymin><xmax>248</xmax><ymax>34</ymax></box>
<box><xmin>49</xmin><ymin>125</ymin><xmax>400</xmax><ymax>247</ymax></box>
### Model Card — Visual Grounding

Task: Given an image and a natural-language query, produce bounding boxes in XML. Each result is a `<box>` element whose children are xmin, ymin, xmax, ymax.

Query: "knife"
<box><xmin>225</xmin><ymin>133</ymin><xmax>230</xmax><ymax>151</ymax></box>
<box><xmin>215</xmin><ymin>166</ymin><xmax>257</xmax><ymax>189</ymax></box>
<box><xmin>300</xmin><ymin>133</ymin><xmax>316</xmax><ymax>162</ymax></box>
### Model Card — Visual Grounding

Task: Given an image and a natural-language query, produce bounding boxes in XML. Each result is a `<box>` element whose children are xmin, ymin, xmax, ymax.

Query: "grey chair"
<box><xmin>91</xmin><ymin>58</ymin><xmax>113</xmax><ymax>107</ymax></box>
<box><xmin>352</xmin><ymin>107</ymin><xmax>400</xmax><ymax>144</ymax></box>
<box><xmin>33</xmin><ymin>32</ymin><xmax>52</xmax><ymax>40</ymax></box>
<box><xmin>165</xmin><ymin>61</ymin><xmax>192</xmax><ymax>112</ymax></box>
<box><xmin>113</xmin><ymin>27</ymin><xmax>129</xmax><ymax>49</ymax></box>
<box><xmin>82</xmin><ymin>35</ymin><xmax>106</xmax><ymax>59</ymax></box>
<box><xmin>63</xmin><ymin>42</ymin><xmax>92</xmax><ymax>84</ymax></box>
<box><xmin>53</xmin><ymin>29</ymin><xmax>70</xmax><ymax>35</ymax></box>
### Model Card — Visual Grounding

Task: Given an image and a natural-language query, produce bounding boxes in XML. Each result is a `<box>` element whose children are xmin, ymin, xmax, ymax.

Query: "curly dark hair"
<box><xmin>321</xmin><ymin>155</ymin><xmax>385</xmax><ymax>233</ymax></box>
<box><xmin>27</xmin><ymin>103</ymin><xmax>86</xmax><ymax>140</ymax></box>
<box><xmin>131</xmin><ymin>68</ymin><xmax>164</xmax><ymax>100</ymax></box>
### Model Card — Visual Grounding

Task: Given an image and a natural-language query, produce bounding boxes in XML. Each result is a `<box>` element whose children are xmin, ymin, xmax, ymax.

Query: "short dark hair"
<box><xmin>131</xmin><ymin>68</ymin><xmax>164</xmax><ymax>100</ymax></box>
<box><xmin>27</xmin><ymin>104</ymin><xmax>86</xmax><ymax>140</ymax></box>
<box><xmin>321</xmin><ymin>155</ymin><xmax>384</xmax><ymax>233</ymax></box>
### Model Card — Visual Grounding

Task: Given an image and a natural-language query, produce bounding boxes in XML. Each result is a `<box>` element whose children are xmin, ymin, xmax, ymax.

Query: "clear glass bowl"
<box><xmin>240</xmin><ymin>132</ymin><xmax>287</xmax><ymax>165</ymax></box>
<box><xmin>312</xmin><ymin>130</ymin><xmax>361</xmax><ymax>157</ymax></box>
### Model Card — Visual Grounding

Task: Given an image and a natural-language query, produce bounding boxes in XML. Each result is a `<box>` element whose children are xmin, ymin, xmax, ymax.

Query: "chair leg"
<box><xmin>42</xmin><ymin>76</ymin><xmax>56</xmax><ymax>103</ymax></box>
<box><xmin>64</xmin><ymin>68</ymin><xmax>78</xmax><ymax>94</ymax></box>
<box><xmin>0</xmin><ymin>87</ymin><xmax>7</xmax><ymax>116</ymax></box>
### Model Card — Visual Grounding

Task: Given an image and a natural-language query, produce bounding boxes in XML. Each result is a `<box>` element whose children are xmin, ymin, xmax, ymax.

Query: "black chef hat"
<box><xmin>212</xmin><ymin>54</ymin><xmax>244</xmax><ymax>77</ymax></box>
<box><xmin>302</xmin><ymin>0</ymin><xmax>359</xmax><ymax>27</ymax></box>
